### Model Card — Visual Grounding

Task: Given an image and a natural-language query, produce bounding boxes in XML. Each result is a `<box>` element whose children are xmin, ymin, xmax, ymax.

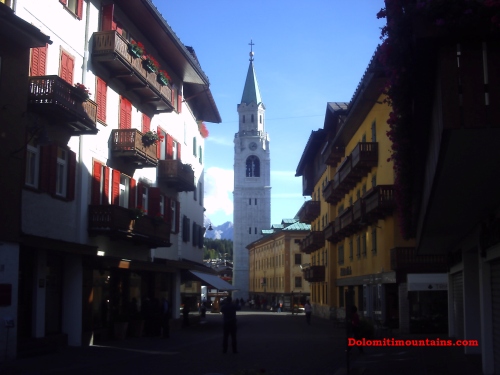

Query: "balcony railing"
<box><xmin>351</xmin><ymin>142</ymin><xmax>378</xmax><ymax>174</ymax></box>
<box><xmin>110</xmin><ymin>129</ymin><xmax>158</xmax><ymax>167</ymax></box>
<box><xmin>296</xmin><ymin>200</ymin><xmax>321</xmax><ymax>224</ymax></box>
<box><xmin>300</xmin><ymin>231</ymin><xmax>325</xmax><ymax>254</ymax></box>
<box><xmin>302</xmin><ymin>168</ymin><xmax>315</xmax><ymax>196</ymax></box>
<box><xmin>325</xmin><ymin>143</ymin><xmax>345</xmax><ymax>167</ymax></box>
<box><xmin>88</xmin><ymin>205</ymin><xmax>171</xmax><ymax>247</ymax></box>
<box><xmin>324</xmin><ymin>221</ymin><xmax>338</xmax><ymax>243</ymax></box>
<box><xmin>323</xmin><ymin>178</ymin><xmax>344</xmax><ymax>205</ymax></box>
<box><xmin>363</xmin><ymin>185</ymin><xmax>395</xmax><ymax>224</ymax></box>
<box><xmin>92</xmin><ymin>30</ymin><xmax>174</xmax><ymax>113</ymax></box>
<box><xmin>390</xmin><ymin>247</ymin><xmax>447</xmax><ymax>273</ymax></box>
<box><xmin>28</xmin><ymin>76</ymin><xmax>98</xmax><ymax>134</ymax></box>
<box><xmin>303</xmin><ymin>265</ymin><xmax>326</xmax><ymax>282</ymax></box>
<box><xmin>339</xmin><ymin>206</ymin><xmax>357</xmax><ymax>236</ymax></box>
<box><xmin>157</xmin><ymin>159</ymin><xmax>195</xmax><ymax>192</ymax></box>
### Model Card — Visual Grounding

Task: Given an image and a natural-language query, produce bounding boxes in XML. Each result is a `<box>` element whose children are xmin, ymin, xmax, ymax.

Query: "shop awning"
<box><xmin>407</xmin><ymin>273</ymin><xmax>448</xmax><ymax>291</ymax></box>
<box><xmin>189</xmin><ymin>271</ymin><xmax>239</xmax><ymax>291</ymax></box>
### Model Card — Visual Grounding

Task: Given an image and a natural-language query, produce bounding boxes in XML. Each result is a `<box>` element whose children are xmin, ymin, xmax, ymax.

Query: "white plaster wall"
<box><xmin>0</xmin><ymin>243</ymin><xmax>19</xmax><ymax>361</ymax></box>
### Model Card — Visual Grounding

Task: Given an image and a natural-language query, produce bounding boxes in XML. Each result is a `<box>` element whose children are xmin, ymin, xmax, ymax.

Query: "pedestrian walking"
<box><xmin>347</xmin><ymin>305</ymin><xmax>364</xmax><ymax>353</ymax></box>
<box><xmin>221</xmin><ymin>296</ymin><xmax>240</xmax><ymax>353</ymax></box>
<box><xmin>304</xmin><ymin>300</ymin><xmax>312</xmax><ymax>325</ymax></box>
<box><xmin>182</xmin><ymin>301</ymin><xmax>190</xmax><ymax>327</ymax></box>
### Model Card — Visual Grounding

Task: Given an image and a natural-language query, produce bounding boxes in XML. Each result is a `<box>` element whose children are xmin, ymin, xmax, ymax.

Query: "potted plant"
<box><xmin>152</xmin><ymin>213</ymin><xmax>165</xmax><ymax>226</ymax></box>
<box><xmin>130</xmin><ymin>206</ymin><xmax>147</xmax><ymax>219</ymax></box>
<box><xmin>157</xmin><ymin>70</ymin><xmax>171</xmax><ymax>86</ymax></box>
<box><xmin>141</xmin><ymin>130</ymin><xmax>163</xmax><ymax>147</ymax></box>
<box><xmin>143</xmin><ymin>55</ymin><xmax>159</xmax><ymax>73</ymax></box>
<box><xmin>198</xmin><ymin>122</ymin><xmax>209</xmax><ymax>138</ymax></box>
<box><xmin>128</xmin><ymin>40</ymin><xmax>145</xmax><ymax>58</ymax></box>
<box><xmin>73</xmin><ymin>83</ymin><xmax>91</xmax><ymax>101</ymax></box>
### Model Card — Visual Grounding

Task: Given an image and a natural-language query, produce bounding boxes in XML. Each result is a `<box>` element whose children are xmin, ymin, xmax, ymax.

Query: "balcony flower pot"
<box><xmin>130</xmin><ymin>206</ymin><xmax>147</xmax><ymax>220</ymax></box>
<box><xmin>157</xmin><ymin>70</ymin><xmax>171</xmax><ymax>86</ymax></box>
<box><xmin>128</xmin><ymin>41</ymin><xmax>145</xmax><ymax>59</ymax></box>
<box><xmin>141</xmin><ymin>130</ymin><xmax>163</xmax><ymax>147</ymax></box>
<box><xmin>143</xmin><ymin>56</ymin><xmax>159</xmax><ymax>74</ymax></box>
<box><xmin>152</xmin><ymin>214</ymin><xmax>165</xmax><ymax>226</ymax></box>
<box><xmin>73</xmin><ymin>83</ymin><xmax>90</xmax><ymax>101</ymax></box>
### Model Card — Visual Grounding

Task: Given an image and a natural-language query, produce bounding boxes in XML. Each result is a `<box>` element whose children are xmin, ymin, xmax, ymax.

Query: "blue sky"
<box><xmin>156</xmin><ymin>1</ymin><xmax>386</xmax><ymax>227</ymax></box>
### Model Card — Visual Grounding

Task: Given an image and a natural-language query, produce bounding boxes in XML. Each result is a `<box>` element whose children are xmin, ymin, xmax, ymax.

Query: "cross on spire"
<box><xmin>249</xmin><ymin>39</ymin><xmax>255</xmax><ymax>61</ymax></box>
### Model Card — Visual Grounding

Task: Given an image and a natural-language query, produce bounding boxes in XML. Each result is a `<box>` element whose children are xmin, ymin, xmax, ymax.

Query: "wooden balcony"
<box><xmin>157</xmin><ymin>159</ymin><xmax>195</xmax><ymax>192</ymax></box>
<box><xmin>339</xmin><ymin>206</ymin><xmax>357</xmax><ymax>235</ymax></box>
<box><xmin>27</xmin><ymin>76</ymin><xmax>98</xmax><ymax>135</ymax></box>
<box><xmin>351</xmin><ymin>142</ymin><xmax>378</xmax><ymax>175</ymax></box>
<box><xmin>302</xmin><ymin>168</ymin><xmax>315</xmax><ymax>196</ymax></box>
<box><xmin>363</xmin><ymin>185</ymin><xmax>395</xmax><ymax>224</ymax></box>
<box><xmin>296</xmin><ymin>200</ymin><xmax>320</xmax><ymax>224</ymax></box>
<box><xmin>91</xmin><ymin>30</ymin><xmax>174</xmax><ymax>113</ymax></box>
<box><xmin>324</xmin><ymin>221</ymin><xmax>338</xmax><ymax>243</ymax></box>
<box><xmin>323</xmin><ymin>177</ymin><xmax>344</xmax><ymax>205</ymax></box>
<box><xmin>110</xmin><ymin>129</ymin><xmax>158</xmax><ymax>168</ymax></box>
<box><xmin>88</xmin><ymin>205</ymin><xmax>171</xmax><ymax>247</ymax></box>
<box><xmin>353</xmin><ymin>199</ymin><xmax>365</xmax><ymax>223</ymax></box>
<box><xmin>390</xmin><ymin>247</ymin><xmax>447</xmax><ymax>273</ymax></box>
<box><xmin>300</xmin><ymin>231</ymin><xmax>325</xmax><ymax>254</ymax></box>
<box><xmin>325</xmin><ymin>143</ymin><xmax>345</xmax><ymax>167</ymax></box>
<box><xmin>303</xmin><ymin>265</ymin><xmax>325</xmax><ymax>282</ymax></box>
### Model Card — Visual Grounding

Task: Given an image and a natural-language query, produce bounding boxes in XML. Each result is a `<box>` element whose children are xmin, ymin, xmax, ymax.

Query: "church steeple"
<box><xmin>240</xmin><ymin>40</ymin><xmax>262</xmax><ymax>105</ymax></box>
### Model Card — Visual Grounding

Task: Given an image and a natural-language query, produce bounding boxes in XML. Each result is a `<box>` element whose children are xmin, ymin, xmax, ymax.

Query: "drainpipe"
<box><xmin>76</xmin><ymin>0</ymin><xmax>92</xmax><ymax>243</ymax></box>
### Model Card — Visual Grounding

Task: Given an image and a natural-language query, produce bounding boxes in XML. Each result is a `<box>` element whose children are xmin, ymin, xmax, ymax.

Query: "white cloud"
<box><xmin>206</xmin><ymin>136</ymin><xmax>234</xmax><ymax>147</ymax></box>
<box><xmin>204</xmin><ymin>167</ymin><xmax>234</xmax><ymax>217</ymax></box>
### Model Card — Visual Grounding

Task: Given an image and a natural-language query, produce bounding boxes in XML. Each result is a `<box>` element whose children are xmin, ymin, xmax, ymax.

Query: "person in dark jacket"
<box><xmin>221</xmin><ymin>296</ymin><xmax>240</xmax><ymax>353</ymax></box>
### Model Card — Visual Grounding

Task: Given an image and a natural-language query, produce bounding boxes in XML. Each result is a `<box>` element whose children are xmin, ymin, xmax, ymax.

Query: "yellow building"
<box><xmin>247</xmin><ymin>219</ymin><xmax>311</xmax><ymax>311</ymax></box>
<box><xmin>296</xmin><ymin>50</ymin><xmax>447</xmax><ymax>330</ymax></box>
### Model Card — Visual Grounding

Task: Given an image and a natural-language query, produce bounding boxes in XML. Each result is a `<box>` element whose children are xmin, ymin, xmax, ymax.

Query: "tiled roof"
<box><xmin>282</xmin><ymin>222</ymin><xmax>310</xmax><ymax>231</ymax></box>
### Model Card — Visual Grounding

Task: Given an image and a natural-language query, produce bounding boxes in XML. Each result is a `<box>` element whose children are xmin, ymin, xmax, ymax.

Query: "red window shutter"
<box><xmin>136</xmin><ymin>182</ymin><xmax>143</xmax><ymax>208</ymax></box>
<box><xmin>67</xmin><ymin>150</ymin><xmax>76</xmax><ymax>201</ymax></box>
<box><xmin>148</xmin><ymin>188</ymin><xmax>160</xmax><ymax>217</ymax></box>
<box><xmin>156</xmin><ymin>126</ymin><xmax>162</xmax><ymax>159</ymax></box>
<box><xmin>166</xmin><ymin>134</ymin><xmax>173</xmax><ymax>160</ymax></box>
<box><xmin>76</xmin><ymin>0</ymin><xmax>84</xmax><ymax>20</ymax></box>
<box><xmin>175</xmin><ymin>201</ymin><xmax>180</xmax><ymax>234</ymax></box>
<box><xmin>129</xmin><ymin>178</ymin><xmax>136</xmax><ymax>209</ymax></box>
<box><xmin>142</xmin><ymin>114</ymin><xmax>151</xmax><ymax>133</ymax></box>
<box><xmin>177</xmin><ymin>142</ymin><xmax>181</xmax><ymax>160</ymax></box>
<box><xmin>91</xmin><ymin>160</ymin><xmax>102</xmax><ymax>205</ymax></box>
<box><xmin>111</xmin><ymin>169</ymin><xmax>120</xmax><ymax>205</ymax></box>
<box><xmin>59</xmin><ymin>0</ymin><xmax>67</xmax><ymax>5</ymax></box>
<box><xmin>177</xmin><ymin>93</ymin><xmax>182</xmax><ymax>113</ymax></box>
<box><xmin>101</xmin><ymin>4</ymin><xmax>114</xmax><ymax>30</ymax></box>
<box><xmin>103</xmin><ymin>166</ymin><xmax>110</xmax><ymax>204</ymax></box>
<box><xmin>96</xmin><ymin>78</ymin><xmax>107</xmax><ymax>122</ymax></box>
<box><xmin>60</xmin><ymin>51</ymin><xmax>74</xmax><ymax>85</ymax></box>
<box><xmin>119</xmin><ymin>97</ymin><xmax>131</xmax><ymax>129</ymax></box>
<box><xmin>30</xmin><ymin>45</ymin><xmax>48</xmax><ymax>76</ymax></box>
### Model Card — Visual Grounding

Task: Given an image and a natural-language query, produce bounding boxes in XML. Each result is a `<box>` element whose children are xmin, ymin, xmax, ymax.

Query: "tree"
<box><xmin>203</xmin><ymin>239</ymin><xmax>233</xmax><ymax>260</ymax></box>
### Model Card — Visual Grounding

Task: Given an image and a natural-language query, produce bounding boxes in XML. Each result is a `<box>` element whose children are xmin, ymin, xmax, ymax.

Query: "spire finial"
<box><xmin>249</xmin><ymin>39</ymin><xmax>255</xmax><ymax>62</ymax></box>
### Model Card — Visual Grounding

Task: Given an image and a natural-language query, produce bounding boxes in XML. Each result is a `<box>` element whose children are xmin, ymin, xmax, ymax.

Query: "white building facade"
<box><xmin>232</xmin><ymin>49</ymin><xmax>271</xmax><ymax>300</ymax></box>
<box><xmin>2</xmin><ymin>0</ymin><xmax>220</xmax><ymax>358</ymax></box>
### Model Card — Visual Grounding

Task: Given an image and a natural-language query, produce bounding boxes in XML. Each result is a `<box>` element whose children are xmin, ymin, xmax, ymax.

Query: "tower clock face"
<box><xmin>249</xmin><ymin>142</ymin><xmax>257</xmax><ymax>151</ymax></box>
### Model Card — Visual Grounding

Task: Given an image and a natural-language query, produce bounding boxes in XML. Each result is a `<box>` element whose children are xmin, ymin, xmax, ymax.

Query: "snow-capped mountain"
<box><xmin>204</xmin><ymin>221</ymin><xmax>233</xmax><ymax>240</ymax></box>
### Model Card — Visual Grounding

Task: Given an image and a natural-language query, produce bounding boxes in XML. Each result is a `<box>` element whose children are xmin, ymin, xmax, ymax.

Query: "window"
<box><xmin>349</xmin><ymin>239</ymin><xmax>353</xmax><ymax>260</ymax></box>
<box><xmin>60</xmin><ymin>0</ymin><xmax>84</xmax><ymax>19</ymax></box>
<box><xmin>170</xmin><ymin>200</ymin><xmax>179</xmax><ymax>233</ymax></box>
<box><xmin>192</xmin><ymin>222</ymin><xmax>198</xmax><ymax>247</ymax></box>
<box><xmin>182</xmin><ymin>216</ymin><xmax>190</xmax><ymax>242</ymax></box>
<box><xmin>164</xmin><ymin>133</ymin><xmax>181</xmax><ymax>160</ymax></box>
<box><xmin>119</xmin><ymin>97</ymin><xmax>132</xmax><ymax>129</ymax></box>
<box><xmin>362</xmin><ymin>184</ymin><xmax>367</xmax><ymax>195</ymax></box>
<box><xmin>254</xmin><ymin>227</ymin><xmax>257</xmax><ymax>234</ymax></box>
<box><xmin>30</xmin><ymin>45</ymin><xmax>48</xmax><ymax>76</ymax></box>
<box><xmin>361</xmin><ymin>134</ymin><xmax>366</xmax><ymax>143</ymax></box>
<box><xmin>193</xmin><ymin>137</ymin><xmax>197</xmax><ymax>157</ymax></box>
<box><xmin>96</xmin><ymin>78</ymin><xmax>107</xmax><ymax>123</ymax></box>
<box><xmin>38</xmin><ymin>145</ymin><xmax>76</xmax><ymax>200</ymax></box>
<box><xmin>246</xmin><ymin>155</ymin><xmax>260</xmax><ymax>177</ymax></box>
<box><xmin>255</xmin><ymin>198</ymin><xmax>257</xmax><ymax>205</ymax></box>
<box><xmin>193</xmin><ymin>185</ymin><xmax>197</xmax><ymax>201</ymax></box>
<box><xmin>338</xmin><ymin>245</ymin><xmax>344</xmax><ymax>265</ymax></box>
<box><xmin>260</xmin><ymin>115</ymin><xmax>262</xmax><ymax>124</ymax></box>
<box><xmin>295</xmin><ymin>253</ymin><xmax>301</xmax><ymax>265</ymax></box>
<box><xmin>118</xmin><ymin>174</ymin><xmax>130</xmax><ymax>208</ymax></box>
<box><xmin>371</xmin><ymin>227</ymin><xmax>377</xmax><ymax>254</ymax></box>
<box><xmin>249</xmin><ymin>227</ymin><xmax>251</xmax><ymax>234</ymax></box>
<box><xmin>59</xmin><ymin>50</ymin><xmax>74</xmax><ymax>85</ymax></box>
<box><xmin>362</xmin><ymin>233</ymin><xmax>367</xmax><ymax>257</ymax></box>
<box><xmin>249</xmin><ymin>198</ymin><xmax>251</xmax><ymax>205</ymax></box>
<box><xmin>199</xmin><ymin>182</ymin><xmax>203</xmax><ymax>205</ymax></box>
<box><xmin>371</xmin><ymin>174</ymin><xmax>377</xmax><ymax>188</ymax></box>
<box><xmin>25</xmin><ymin>141</ymin><xmax>40</xmax><ymax>188</ymax></box>
<box><xmin>295</xmin><ymin>277</ymin><xmax>302</xmax><ymax>288</ymax></box>
<box><xmin>356</xmin><ymin>235</ymin><xmax>361</xmax><ymax>258</ymax></box>
<box><xmin>243</xmin><ymin>115</ymin><xmax>245</xmax><ymax>123</ymax></box>
<box><xmin>199</xmin><ymin>146</ymin><xmax>203</xmax><ymax>164</ymax></box>
<box><xmin>251</xmin><ymin>114</ymin><xmax>254</xmax><ymax>123</ymax></box>
<box><xmin>371</xmin><ymin>120</ymin><xmax>376</xmax><ymax>142</ymax></box>
<box><xmin>91</xmin><ymin>160</ymin><xmax>110</xmax><ymax>205</ymax></box>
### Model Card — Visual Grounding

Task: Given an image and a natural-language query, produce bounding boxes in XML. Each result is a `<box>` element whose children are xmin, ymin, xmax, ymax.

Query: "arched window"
<box><xmin>246</xmin><ymin>156</ymin><xmax>260</xmax><ymax>177</ymax></box>
<box><xmin>243</xmin><ymin>115</ymin><xmax>245</xmax><ymax>123</ymax></box>
<box><xmin>260</xmin><ymin>115</ymin><xmax>262</xmax><ymax>124</ymax></box>
<box><xmin>251</xmin><ymin>114</ymin><xmax>254</xmax><ymax>123</ymax></box>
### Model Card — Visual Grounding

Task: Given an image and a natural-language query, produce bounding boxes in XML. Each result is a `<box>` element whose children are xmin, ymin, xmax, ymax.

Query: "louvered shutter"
<box><xmin>96</xmin><ymin>78</ymin><xmax>107</xmax><ymax>122</ymax></box>
<box><xmin>175</xmin><ymin>201</ymin><xmax>180</xmax><ymax>234</ymax></box>
<box><xmin>177</xmin><ymin>92</ymin><xmax>182</xmax><ymax>113</ymax></box>
<box><xmin>30</xmin><ymin>45</ymin><xmax>48</xmax><ymax>76</ymax></box>
<box><xmin>142</xmin><ymin>114</ymin><xmax>151</xmax><ymax>133</ymax></box>
<box><xmin>76</xmin><ymin>0</ymin><xmax>83</xmax><ymax>20</ymax></box>
<box><xmin>67</xmin><ymin>150</ymin><xmax>76</xmax><ymax>201</ymax></box>
<box><xmin>129</xmin><ymin>178</ymin><xmax>136</xmax><ymax>209</ymax></box>
<box><xmin>103</xmin><ymin>166</ymin><xmax>110</xmax><ymax>204</ymax></box>
<box><xmin>136</xmin><ymin>182</ymin><xmax>143</xmax><ymax>208</ymax></box>
<box><xmin>120</xmin><ymin>97</ymin><xmax>131</xmax><ymax>129</ymax></box>
<box><xmin>59</xmin><ymin>0</ymin><xmax>67</xmax><ymax>5</ymax></box>
<box><xmin>177</xmin><ymin>142</ymin><xmax>181</xmax><ymax>159</ymax></box>
<box><xmin>91</xmin><ymin>160</ymin><xmax>102</xmax><ymax>205</ymax></box>
<box><xmin>156</xmin><ymin>126</ymin><xmax>162</xmax><ymax>159</ymax></box>
<box><xmin>166</xmin><ymin>134</ymin><xmax>173</xmax><ymax>160</ymax></box>
<box><xmin>101</xmin><ymin>4</ymin><xmax>114</xmax><ymax>30</ymax></box>
<box><xmin>111</xmin><ymin>169</ymin><xmax>120</xmax><ymax>205</ymax></box>
<box><xmin>60</xmin><ymin>51</ymin><xmax>74</xmax><ymax>85</ymax></box>
<box><xmin>148</xmin><ymin>188</ymin><xmax>161</xmax><ymax>217</ymax></box>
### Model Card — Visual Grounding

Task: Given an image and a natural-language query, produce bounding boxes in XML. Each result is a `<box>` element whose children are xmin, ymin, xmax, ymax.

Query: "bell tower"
<box><xmin>232</xmin><ymin>41</ymin><xmax>271</xmax><ymax>301</ymax></box>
